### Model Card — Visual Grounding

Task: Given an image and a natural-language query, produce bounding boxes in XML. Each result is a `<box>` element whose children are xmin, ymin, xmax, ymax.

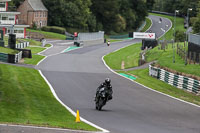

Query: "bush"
<box><xmin>175</xmin><ymin>30</ymin><xmax>185</xmax><ymax>42</ymax></box>
<box><xmin>41</xmin><ymin>26</ymin><xmax>66</xmax><ymax>34</ymax></box>
<box><xmin>32</xmin><ymin>22</ymin><xmax>37</xmax><ymax>30</ymax></box>
<box><xmin>193</xmin><ymin>19</ymin><xmax>200</xmax><ymax>34</ymax></box>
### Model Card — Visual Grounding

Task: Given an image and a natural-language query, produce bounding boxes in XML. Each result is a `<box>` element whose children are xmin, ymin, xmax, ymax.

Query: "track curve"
<box><xmin>37</xmin><ymin>15</ymin><xmax>200</xmax><ymax>133</ymax></box>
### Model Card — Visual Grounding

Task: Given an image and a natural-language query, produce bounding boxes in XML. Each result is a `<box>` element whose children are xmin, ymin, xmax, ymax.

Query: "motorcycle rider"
<box><xmin>95</xmin><ymin>78</ymin><xmax>113</xmax><ymax>101</ymax></box>
<box><xmin>107</xmin><ymin>40</ymin><xmax>110</xmax><ymax>46</ymax></box>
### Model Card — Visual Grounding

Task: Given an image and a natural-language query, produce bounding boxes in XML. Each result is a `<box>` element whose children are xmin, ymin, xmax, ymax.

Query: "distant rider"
<box><xmin>107</xmin><ymin>40</ymin><xmax>110</xmax><ymax>46</ymax></box>
<box><xmin>95</xmin><ymin>78</ymin><xmax>113</xmax><ymax>101</ymax></box>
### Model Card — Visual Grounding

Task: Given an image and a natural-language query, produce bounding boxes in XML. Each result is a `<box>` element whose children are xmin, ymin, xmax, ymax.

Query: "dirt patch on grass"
<box><xmin>121</xmin><ymin>61</ymin><xmax>125</xmax><ymax>70</ymax></box>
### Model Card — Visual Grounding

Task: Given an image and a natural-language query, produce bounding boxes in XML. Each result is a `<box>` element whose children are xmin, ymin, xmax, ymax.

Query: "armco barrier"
<box><xmin>0</xmin><ymin>53</ymin><xmax>8</xmax><ymax>62</ymax></box>
<box><xmin>149</xmin><ymin>65</ymin><xmax>200</xmax><ymax>95</ymax></box>
<box><xmin>0</xmin><ymin>51</ymin><xmax>22</xmax><ymax>63</ymax></box>
<box><xmin>77</xmin><ymin>31</ymin><xmax>104</xmax><ymax>46</ymax></box>
<box><xmin>15</xmin><ymin>51</ymin><xmax>22</xmax><ymax>63</ymax></box>
<box><xmin>16</xmin><ymin>42</ymin><xmax>30</xmax><ymax>49</ymax></box>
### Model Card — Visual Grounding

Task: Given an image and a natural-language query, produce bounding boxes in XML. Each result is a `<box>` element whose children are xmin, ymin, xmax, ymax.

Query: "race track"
<box><xmin>37</xmin><ymin>15</ymin><xmax>200</xmax><ymax>133</ymax></box>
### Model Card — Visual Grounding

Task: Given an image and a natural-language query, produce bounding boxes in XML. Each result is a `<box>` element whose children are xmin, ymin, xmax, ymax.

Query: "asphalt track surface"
<box><xmin>37</xmin><ymin>15</ymin><xmax>200</xmax><ymax>133</ymax></box>
<box><xmin>18</xmin><ymin>15</ymin><xmax>199</xmax><ymax>133</ymax></box>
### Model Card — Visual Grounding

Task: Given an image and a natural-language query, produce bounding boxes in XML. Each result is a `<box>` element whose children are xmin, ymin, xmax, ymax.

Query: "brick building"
<box><xmin>0</xmin><ymin>0</ymin><xmax>29</xmax><ymax>38</ymax></box>
<box><xmin>17</xmin><ymin>0</ymin><xmax>48</xmax><ymax>28</ymax></box>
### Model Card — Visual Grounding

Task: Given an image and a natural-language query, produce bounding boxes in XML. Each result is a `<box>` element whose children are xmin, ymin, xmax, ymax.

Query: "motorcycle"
<box><xmin>95</xmin><ymin>87</ymin><xmax>108</xmax><ymax>111</ymax></box>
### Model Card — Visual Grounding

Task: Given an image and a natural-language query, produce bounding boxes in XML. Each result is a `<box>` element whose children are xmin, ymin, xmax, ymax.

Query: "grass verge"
<box><xmin>0</xmin><ymin>64</ymin><xmax>97</xmax><ymax>131</ymax></box>
<box><xmin>104</xmin><ymin>43</ymin><xmax>141</xmax><ymax>70</ymax></box>
<box><xmin>146</xmin><ymin>43</ymin><xmax>200</xmax><ymax>77</ymax></box>
<box><xmin>4</xmin><ymin>36</ymin><xmax>42</xmax><ymax>47</ymax></box>
<box><xmin>26</xmin><ymin>47</ymin><xmax>46</xmax><ymax>54</ymax></box>
<box><xmin>24</xmin><ymin>55</ymin><xmax>45</xmax><ymax>65</ymax></box>
<box><xmin>19</xmin><ymin>39</ymin><xmax>41</xmax><ymax>46</ymax></box>
<box><xmin>141</xmin><ymin>17</ymin><xmax>152</xmax><ymax>32</ymax></box>
<box><xmin>45</xmin><ymin>44</ymin><xmax>52</xmax><ymax>47</ymax></box>
<box><xmin>0</xmin><ymin>46</ymin><xmax>19</xmax><ymax>54</ymax></box>
<box><xmin>23</xmin><ymin>47</ymin><xmax>46</xmax><ymax>65</ymax></box>
<box><xmin>27</xmin><ymin>29</ymin><xmax>66</xmax><ymax>40</ymax></box>
<box><xmin>104</xmin><ymin>42</ymin><xmax>200</xmax><ymax>106</ymax></box>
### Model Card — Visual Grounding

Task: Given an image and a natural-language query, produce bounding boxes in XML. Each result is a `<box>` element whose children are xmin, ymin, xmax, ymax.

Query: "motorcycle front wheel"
<box><xmin>96</xmin><ymin>97</ymin><xmax>104</xmax><ymax>111</ymax></box>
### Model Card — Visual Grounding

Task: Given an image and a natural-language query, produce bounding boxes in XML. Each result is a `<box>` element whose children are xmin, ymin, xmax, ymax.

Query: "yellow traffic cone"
<box><xmin>76</xmin><ymin>110</ymin><xmax>80</xmax><ymax>123</ymax></box>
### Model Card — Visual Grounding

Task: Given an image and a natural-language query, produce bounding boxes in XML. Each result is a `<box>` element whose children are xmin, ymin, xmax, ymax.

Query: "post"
<box><xmin>185</xmin><ymin>50</ymin><xmax>188</xmax><ymax>65</ymax></box>
<box><xmin>173</xmin><ymin>41</ymin><xmax>175</xmax><ymax>63</ymax></box>
<box><xmin>186</xmin><ymin>9</ymin><xmax>192</xmax><ymax>43</ymax></box>
<box><xmin>186</xmin><ymin>8</ymin><xmax>192</xmax><ymax>61</ymax></box>
<box><xmin>189</xmin><ymin>51</ymin><xmax>192</xmax><ymax>64</ymax></box>
<box><xmin>199</xmin><ymin>53</ymin><xmax>200</xmax><ymax>65</ymax></box>
<box><xmin>194</xmin><ymin>52</ymin><xmax>196</xmax><ymax>64</ymax></box>
<box><xmin>173</xmin><ymin>10</ymin><xmax>179</xmax><ymax>63</ymax></box>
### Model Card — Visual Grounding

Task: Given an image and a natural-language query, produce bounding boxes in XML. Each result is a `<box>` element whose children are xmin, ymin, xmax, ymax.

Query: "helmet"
<box><xmin>105</xmin><ymin>78</ymin><xmax>111</xmax><ymax>84</ymax></box>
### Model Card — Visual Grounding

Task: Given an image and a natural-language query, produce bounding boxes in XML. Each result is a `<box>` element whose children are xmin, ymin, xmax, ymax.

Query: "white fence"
<box><xmin>16</xmin><ymin>42</ymin><xmax>29</xmax><ymax>49</ymax></box>
<box><xmin>15</xmin><ymin>51</ymin><xmax>22</xmax><ymax>63</ymax></box>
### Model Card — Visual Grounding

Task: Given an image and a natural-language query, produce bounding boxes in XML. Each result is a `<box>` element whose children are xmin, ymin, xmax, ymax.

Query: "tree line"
<box><xmin>11</xmin><ymin>0</ymin><xmax>155</xmax><ymax>34</ymax></box>
<box><xmin>42</xmin><ymin>0</ymin><xmax>151</xmax><ymax>34</ymax></box>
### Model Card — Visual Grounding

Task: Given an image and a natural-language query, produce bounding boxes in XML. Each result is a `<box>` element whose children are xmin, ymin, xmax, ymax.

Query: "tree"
<box><xmin>114</xmin><ymin>14</ymin><xmax>126</xmax><ymax>32</ymax></box>
<box><xmin>91</xmin><ymin>0</ymin><xmax>120</xmax><ymax>33</ymax></box>
<box><xmin>146</xmin><ymin>0</ymin><xmax>155</xmax><ymax>11</ymax></box>
<box><xmin>152</xmin><ymin>0</ymin><xmax>198</xmax><ymax>17</ymax></box>
<box><xmin>11</xmin><ymin>0</ymin><xmax>24</xmax><ymax>8</ymax></box>
<box><xmin>175</xmin><ymin>30</ymin><xmax>185</xmax><ymax>42</ymax></box>
<box><xmin>192</xmin><ymin>0</ymin><xmax>200</xmax><ymax>33</ymax></box>
<box><xmin>42</xmin><ymin>0</ymin><xmax>92</xmax><ymax>31</ymax></box>
<box><xmin>119</xmin><ymin>0</ymin><xmax>136</xmax><ymax>30</ymax></box>
<box><xmin>129</xmin><ymin>0</ymin><xmax>148</xmax><ymax>29</ymax></box>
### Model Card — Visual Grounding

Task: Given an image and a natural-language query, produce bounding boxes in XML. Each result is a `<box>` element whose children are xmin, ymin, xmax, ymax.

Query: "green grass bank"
<box><xmin>104</xmin><ymin>13</ymin><xmax>200</xmax><ymax>106</ymax></box>
<box><xmin>27</xmin><ymin>29</ymin><xmax>66</xmax><ymax>40</ymax></box>
<box><xmin>0</xmin><ymin>64</ymin><xmax>97</xmax><ymax>131</ymax></box>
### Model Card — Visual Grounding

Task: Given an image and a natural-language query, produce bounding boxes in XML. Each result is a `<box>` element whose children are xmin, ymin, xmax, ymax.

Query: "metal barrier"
<box><xmin>77</xmin><ymin>31</ymin><xmax>104</xmax><ymax>41</ymax></box>
<box><xmin>109</xmin><ymin>34</ymin><xmax>129</xmax><ymax>39</ymax></box>
<box><xmin>0</xmin><ymin>51</ymin><xmax>23</xmax><ymax>63</ymax></box>
<box><xmin>149</xmin><ymin>65</ymin><xmax>200</xmax><ymax>95</ymax></box>
<box><xmin>189</xmin><ymin>34</ymin><xmax>200</xmax><ymax>46</ymax></box>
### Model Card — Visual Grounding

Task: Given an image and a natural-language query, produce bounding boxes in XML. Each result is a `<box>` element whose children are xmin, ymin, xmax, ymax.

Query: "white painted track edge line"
<box><xmin>38</xmin><ymin>70</ymin><xmax>109</xmax><ymax>133</ymax></box>
<box><xmin>0</xmin><ymin>124</ymin><xmax>103</xmax><ymax>133</ymax></box>
<box><xmin>37</xmin><ymin>43</ymin><xmax>53</xmax><ymax>56</ymax></box>
<box><xmin>157</xmin><ymin>17</ymin><xmax>172</xmax><ymax>39</ymax></box>
<box><xmin>36</xmin><ymin>56</ymin><xmax>47</xmax><ymax>66</ymax></box>
<box><xmin>101</xmin><ymin>56</ymin><xmax>200</xmax><ymax>109</ymax></box>
<box><xmin>146</xmin><ymin>17</ymin><xmax>153</xmax><ymax>32</ymax></box>
<box><xmin>101</xmin><ymin>16</ymin><xmax>199</xmax><ymax>109</ymax></box>
<box><xmin>36</xmin><ymin>44</ymin><xmax>109</xmax><ymax>133</ymax></box>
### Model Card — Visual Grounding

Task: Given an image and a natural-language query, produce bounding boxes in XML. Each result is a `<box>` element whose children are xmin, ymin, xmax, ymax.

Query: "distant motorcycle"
<box><xmin>95</xmin><ymin>87</ymin><xmax>108</xmax><ymax>111</ymax></box>
<box><xmin>107</xmin><ymin>41</ymin><xmax>110</xmax><ymax>46</ymax></box>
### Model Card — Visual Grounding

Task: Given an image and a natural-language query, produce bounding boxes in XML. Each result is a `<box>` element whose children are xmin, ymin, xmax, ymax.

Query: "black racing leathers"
<box><xmin>96</xmin><ymin>82</ymin><xmax>113</xmax><ymax>101</ymax></box>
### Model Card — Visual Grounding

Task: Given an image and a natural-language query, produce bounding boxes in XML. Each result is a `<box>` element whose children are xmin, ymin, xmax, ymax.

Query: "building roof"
<box><xmin>28</xmin><ymin>0</ymin><xmax>48</xmax><ymax>11</ymax></box>
<box><xmin>0</xmin><ymin>0</ymin><xmax>11</xmax><ymax>2</ymax></box>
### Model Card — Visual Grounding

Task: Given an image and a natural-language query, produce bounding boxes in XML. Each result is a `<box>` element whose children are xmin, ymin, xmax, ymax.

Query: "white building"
<box><xmin>0</xmin><ymin>0</ymin><xmax>29</xmax><ymax>38</ymax></box>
